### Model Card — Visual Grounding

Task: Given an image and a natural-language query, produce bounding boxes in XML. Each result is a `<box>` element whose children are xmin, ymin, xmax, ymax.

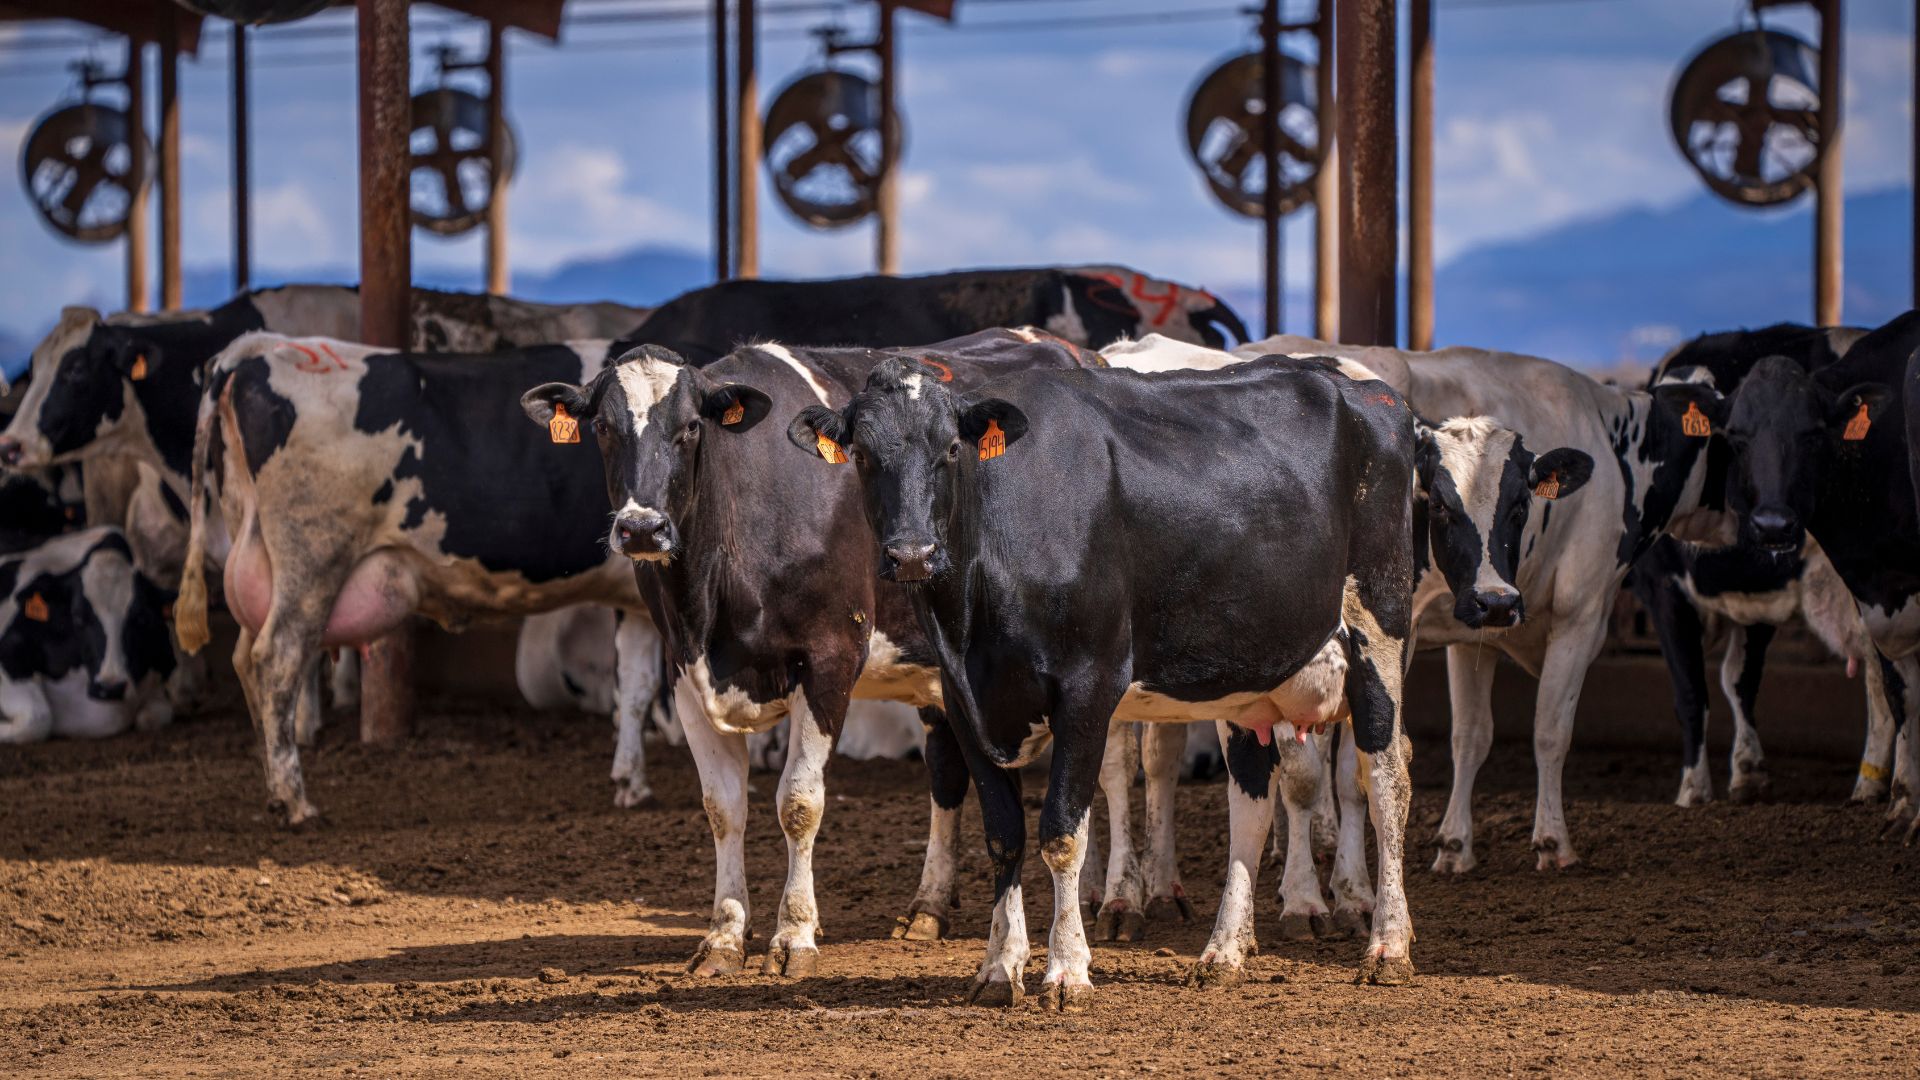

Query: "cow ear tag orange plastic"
<box><xmin>1681</xmin><ymin>402</ymin><xmax>1711</xmax><ymax>438</ymax></box>
<box><xmin>721</xmin><ymin>399</ymin><xmax>745</xmax><ymax>425</ymax></box>
<box><xmin>1842</xmin><ymin>403</ymin><xmax>1871</xmax><ymax>442</ymax></box>
<box><xmin>1534</xmin><ymin>473</ymin><xmax>1560</xmax><ymax>500</ymax></box>
<box><xmin>978</xmin><ymin>419</ymin><xmax>1006</xmax><ymax>461</ymax></box>
<box><xmin>23</xmin><ymin>593</ymin><xmax>49</xmax><ymax>622</ymax></box>
<box><xmin>816</xmin><ymin>431</ymin><xmax>848</xmax><ymax>463</ymax></box>
<box><xmin>129</xmin><ymin>354</ymin><xmax>148</xmax><ymax>381</ymax></box>
<box><xmin>549</xmin><ymin>403</ymin><xmax>580</xmax><ymax>444</ymax></box>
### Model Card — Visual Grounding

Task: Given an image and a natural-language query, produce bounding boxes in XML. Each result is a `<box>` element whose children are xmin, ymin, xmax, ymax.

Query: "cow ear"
<box><xmin>521</xmin><ymin>382</ymin><xmax>590</xmax><ymax>427</ymax></box>
<box><xmin>1827</xmin><ymin>383</ymin><xmax>1893</xmax><ymax>441</ymax></box>
<box><xmin>1651</xmin><ymin>381</ymin><xmax>1726</xmax><ymax>436</ymax></box>
<box><xmin>1412</xmin><ymin>423</ymin><xmax>1439</xmax><ymax>490</ymax></box>
<box><xmin>788</xmin><ymin>404</ymin><xmax>851</xmax><ymax>463</ymax></box>
<box><xmin>958</xmin><ymin>398</ymin><xmax>1029</xmax><ymax>459</ymax></box>
<box><xmin>701</xmin><ymin>384</ymin><xmax>772</xmax><ymax>433</ymax></box>
<box><xmin>1529</xmin><ymin>447</ymin><xmax>1594</xmax><ymax>500</ymax></box>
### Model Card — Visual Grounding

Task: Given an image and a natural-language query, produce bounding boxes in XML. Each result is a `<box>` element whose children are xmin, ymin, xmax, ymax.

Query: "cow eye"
<box><xmin>946</xmin><ymin>439</ymin><xmax>961</xmax><ymax>461</ymax></box>
<box><xmin>590</xmin><ymin>417</ymin><xmax>607</xmax><ymax>437</ymax></box>
<box><xmin>849</xmin><ymin>446</ymin><xmax>867</xmax><ymax>467</ymax></box>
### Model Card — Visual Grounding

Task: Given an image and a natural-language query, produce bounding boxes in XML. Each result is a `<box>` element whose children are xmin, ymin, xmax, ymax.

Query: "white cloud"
<box><xmin>507</xmin><ymin>143</ymin><xmax>706</xmax><ymax>271</ymax></box>
<box><xmin>251</xmin><ymin>182</ymin><xmax>338</xmax><ymax>266</ymax></box>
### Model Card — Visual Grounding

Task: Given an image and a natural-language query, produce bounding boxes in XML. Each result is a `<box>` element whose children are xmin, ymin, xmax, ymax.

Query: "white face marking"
<box><xmin>614</xmin><ymin>357</ymin><xmax>684</xmax><ymax>441</ymax></box>
<box><xmin>756</xmin><ymin>343</ymin><xmax>832</xmax><ymax>406</ymax></box>
<box><xmin>1433</xmin><ymin>417</ymin><xmax>1521</xmax><ymax>598</ymax></box>
<box><xmin>903</xmin><ymin>371</ymin><xmax>924</xmax><ymax>400</ymax></box>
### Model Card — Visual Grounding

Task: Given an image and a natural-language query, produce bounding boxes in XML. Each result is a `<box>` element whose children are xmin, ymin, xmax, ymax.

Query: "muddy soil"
<box><xmin>2</xmin><ymin>697</ymin><xmax>1918</xmax><ymax>1077</ymax></box>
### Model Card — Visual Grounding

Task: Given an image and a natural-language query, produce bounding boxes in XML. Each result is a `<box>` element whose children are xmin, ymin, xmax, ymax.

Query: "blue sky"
<box><xmin>0</xmin><ymin>0</ymin><xmax>1912</xmax><ymax>346</ymax></box>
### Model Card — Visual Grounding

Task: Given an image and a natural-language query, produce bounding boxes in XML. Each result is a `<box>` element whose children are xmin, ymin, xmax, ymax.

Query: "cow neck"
<box><xmin>1807</xmin><ymin>334</ymin><xmax>1920</xmax><ymax>577</ymax></box>
<box><xmin>651</xmin><ymin>436</ymin><xmax>761</xmax><ymax>662</ymax></box>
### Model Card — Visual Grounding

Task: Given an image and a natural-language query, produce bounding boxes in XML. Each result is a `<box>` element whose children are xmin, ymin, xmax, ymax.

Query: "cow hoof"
<box><xmin>1146</xmin><ymin>894</ymin><xmax>1195</xmax><ymax>922</ymax></box>
<box><xmin>762</xmin><ymin>942</ymin><xmax>818</xmax><ymax>978</ymax></box>
<box><xmin>1532</xmin><ymin>840</ymin><xmax>1579</xmax><ymax>872</ymax></box>
<box><xmin>1729</xmin><ymin>777</ymin><xmax>1770</xmax><ymax>804</ymax></box>
<box><xmin>1081</xmin><ymin>898</ymin><xmax>1102</xmax><ymax>925</ymax></box>
<box><xmin>1094</xmin><ymin>901</ymin><xmax>1144</xmax><ymax>943</ymax></box>
<box><xmin>1184</xmin><ymin>957</ymin><xmax>1245</xmax><ymax>990</ymax></box>
<box><xmin>968</xmin><ymin>977</ymin><xmax>1023</xmax><ymax>1008</ymax></box>
<box><xmin>1278</xmin><ymin>913</ymin><xmax>1321</xmax><ymax>942</ymax></box>
<box><xmin>891</xmin><ymin>906</ymin><xmax>949</xmax><ymax>941</ymax></box>
<box><xmin>1430</xmin><ymin>837</ymin><xmax>1475</xmax><ymax>875</ymax></box>
<box><xmin>1847</xmin><ymin>781</ymin><xmax>1888</xmax><ymax>805</ymax></box>
<box><xmin>686</xmin><ymin>941</ymin><xmax>745</xmax><ymax>977</ymax></box>
<box><xmin>269</xmin><ymin>799</ymin><xmax>323</xmax><ymax>830</ymax></box>
<box><xmin>1332</xmin><ymin>907</ymin><xmax>1370</xmax><ymax>938</ymax></box>
<box><xmin>1358</xmin><ymin>954</ymin><xmax>1414</xmax><ymax>986</ymax></box>
<box><xmin>1038</xmin><ymin>981</ymin><xmax>1092</xmax><ymax>1012</ymax></box>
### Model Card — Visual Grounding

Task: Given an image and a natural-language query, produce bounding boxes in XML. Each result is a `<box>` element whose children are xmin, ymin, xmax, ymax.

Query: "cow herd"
<box><xmin>1</xmin><ymin>265</ymin><xmax>1917</xmax><ymax>1009</ymax></box>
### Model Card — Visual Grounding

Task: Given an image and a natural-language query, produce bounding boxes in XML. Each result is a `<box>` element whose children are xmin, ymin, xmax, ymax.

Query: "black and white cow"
<box><xmin>1</xmin><ymin>527</ymin><xmax>175</xmax><ymax>742</ymax></box>
<box><xmin>174</xmin><ymin>335</ymin><xmax>661</xmax><ymax>825</ymax></box>
<box><xmin>790</xmin><ymin>354</ymin><xmax>1420</xmax><ymax>1002</ymax></box>
<box><xmin>1709</xmin><ymin>312</ymin><xmax>1920</xmax><ymax>838</ymax></box>
<box><xmin>519</xmin><ymin>330</ymin><xmax>1106</xmax><ymax>977</ymax></box>
<box><xmin>619</xmin><ymin>266</ymin><xmax>1249</xmax><ymax>365</ymax></box>
<box><xmin>1254</xmin><ymin>333</ymin><xmax>1722</xmax><ymax>873</ymax></box>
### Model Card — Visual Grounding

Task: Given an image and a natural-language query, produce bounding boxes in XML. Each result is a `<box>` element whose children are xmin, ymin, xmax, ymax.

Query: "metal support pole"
<box><xmin>1914</xmin><ymin>0</ymin><xmax>1918</xmax><ymax>309</ymax></box>
<box><xmin>712</xmin><ymin>0</ymin><xmax>732</xmax><ymax>281</ymax></box>
<box><xmin>357</xmin><ymin>0</ymin><xmax>414</xmax><ymax>745</ymax></box>
<box><xmin>485</xmin><ymin>21</ymin><xmax>509</xmax><ymax>296</ymax></box>
<box><xmin>232</xmin><ymin>22</ymin><xmax>251</xmax><ymax>294</ymax></box>
<box><xmin>1408</xmin><ymin>0</ymin><xmax>1434</xmax><ymax>350</ymax></box>
<box><xmin>158</xmin><ymin>20</ymin><xmax>182</xmax><ymax>311</ymax></box>
<box><xmin>1313</xmin><ymin>0</ymin><xmax>1337</xmax><ymax>342</ymax></box>
<box><xmin>1260</xmin><ymin>0</ymin><xmax>1282</xmax><ymax>336</ymax></box>
<box><xmin>125</xmin><ymin>38</ymin><xmax>149</xmax><ymax>313</ymax></box>
<box><xmin>1815</xmin><ymin>0</ymin><xmax>1843</xmax><ymax>325</ymax></box>
<box><xmin>1337</xmin><ymin>0</ymin><xmax>1397</xmax><ymax>347</ymax></box>
<box><xmin>735</xmin><ymin>0</ymin><xmax>761</xmax><ymax>278</ymax></box>
<box><xmin>876</xmin><ymin>0</ymin><xmax>899</xmax><ymax>275</ymax></box>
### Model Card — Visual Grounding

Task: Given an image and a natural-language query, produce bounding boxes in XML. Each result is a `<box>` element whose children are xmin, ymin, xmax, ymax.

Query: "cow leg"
<box><xmin>1141</xmin><ymin>721</ymin><xmax>1194</xmax><ymax>922</ymax></box>
<box><xmin>1875</xmin><ymin>654</ymin><xmax>1920</xmax><ymax>840</ymax></box>
<box><xmin>1343</xmin><ymin>617</ymin><xmax>1414</xmax><ymax>985</ymax></box>
<box><xmin>1723</xmin><ymin>622</ymin><xmax>1775</xmax><ymax>803</ymax></box>
<box><xmin>1645</xmin><ymin>578</ymin><xmax>1712</xmax><ymax>807</ymax></box>
<box><xmin>1188</xmin><ymin>722</ymin><xmax>1276</xmax><ymax>989</ymax></box>
<box><xmin>1329</xmin><ymin>725</ymin><xmax>1374</xmax><ymax>937</ymax></box>
<box><xmin>966</xmin><ymin>758</ymin><xmax>1029</xmax><ymax>1007</ymax></box>
<box><xmin>292</xmin><ymin>661</ymin><xmax>325</xmax><ymax>750</ymax></box>
<box><xmin>610</xmin><ymin>612</ymin><xmax>663</xmax><ymax>808</ymax></box>
<box><xmin>0</xmin><ymin>677</ymin><xmax>54</xmax><ymax>744</ymax></box>
<box><xmin>235</xmin><ymin>608</ymin><xmax>326</xmax><ymax>826</ymax></box>
<box><xmin>1851</xmin><ymin>657</ymin><xmax>1896</xmax><ymax>803</ymax></box>
<box><xmin>327</xmin><ymin>647</ymin><xmax>359</xmax><ymax>711</ymax></box>
<box><xmin>1432</xmin><ymin>644</ymin><xmax>1496</xmax><ymax>874</ymax></box>
<box><xmin>748</xmin><ymin>720</ymin><xmax>789</xmax><ymax>774</ymax></box>
<box><xmin>1275</xmin><ymin>732</ymin><xmax>1333</xmax><ymax>940</ymax></box>
<box><xmin>1039</xmin><ymin>709</ymin><xmax>1112</xmax><ymax>1012</ymax></box>
<box><xmin>676</xmin><ymin>679</ymin><xmax>753</xmax><ymax>977</ymax></box>
<box><xmin>895</xmin><ymin>707</ymin><xmax>967</xmax><ymax>941</ymax></box>
<box><xmin>1092</xmin><ymin>719</ymin><xmax>1145</xmax><ymax>942</ymax></box>
<box><xmin>1310</xmin><ymin>733</ymin><xmax>1340</xmax><ymax>863</ymax></box>
<box><xmin>763</xmin><ymin>693</ymin><xmax>836</xmax><ymax>977</ymax></box>
<box><xmin>1530</xmin><ymin>617</ymin><xmax>1609</xmax><ymax>871</ymax></box>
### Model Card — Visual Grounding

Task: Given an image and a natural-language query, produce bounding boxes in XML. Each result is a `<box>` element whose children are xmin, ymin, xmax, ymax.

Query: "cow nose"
<box><xmin>1471</xmin><ymin>589</ymin><xmax>1523</xmax><ymax>628</ymax></box>
<box><xmin>89</xmin><ymin>678</ymin><xmax>129</xmax><ymax>701</ymax></box>
<box><xmin>0</xmin><ymin>436</ymin><xmax>21</xmax><ymax>468</ymax></box>
<box><xmin>885</xmin><ymin>541</ymin><xmax>939</xmax><ymax>582</ymax></box>
<box><xmin>614</xmin><ymin>509</ymin><xmax>673</xmax><ymax>557</ymax></box>
<box><xmin>1750</xmin><ymin>507</ymin><xmax>1800</xmax><ymax>549</ymax></box>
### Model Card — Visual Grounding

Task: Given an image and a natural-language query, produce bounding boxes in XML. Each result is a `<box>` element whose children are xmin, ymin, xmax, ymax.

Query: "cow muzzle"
<box><xmin>1461</xmin><ymin>587</ymin><xmax>1523</xmax><ymax>629</ymax></box>
<box><xmin>882</xmin><ymin>540</ymin><xmax>944</xmax><ymax>583</ymax></box>
<box><xmin>0</xmin><ymin>435</ymin><xmax>23</xmax><ymax>468</ymax></box>
<box><xmin>88</xmin><ymin>677</ymin><xmax>129</xmax><ymax>702</ymax></box>
<box><xmin>1748</xmin><ymin>506</ymin><xmax>1802</xmax><ymax>553</ymax></box>
<box><xmin>613</xmin><ymin>508</ymin><xmax>676</xmax><ymax>561</ymax></box>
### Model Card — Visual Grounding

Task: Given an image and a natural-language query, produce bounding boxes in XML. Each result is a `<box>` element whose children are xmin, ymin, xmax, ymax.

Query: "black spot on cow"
<box><xmin>371</xmin><ymin>478</ymin><xmax>394</xmax><ymax>505</ymax></box>
<box><xmin>1222</xmin><ymin>724</ymin><xmax>1279</xmax><ymax>800</ymax></box>
<box><xmin>229</xmin><ymin>357</ymin><xmax>298</xmax><ymax>474</ymax></box>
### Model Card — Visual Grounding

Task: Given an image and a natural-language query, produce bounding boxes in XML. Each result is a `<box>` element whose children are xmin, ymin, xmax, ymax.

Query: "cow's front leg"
<box><xmin>676</xmin><ymin>680</ymin><xmax>752</xmax><ymax>977</ymax></box>
<box><xmin>1433</xmin><ymin>645</ymin><xmax>1495</xmax><ymax>873</ymax></box>
<box><xmin>1141</xmin><ymin>721</ymin><xmax>1194</xmax><ymax>921</ymax></box>
<box><xmin>1344</xmin><ymin>626</ymin><xmax>1414</xmax><ymax>984</ymax></box>
<box><xmin>764</xmin><ymin>693</ymin><xmax>836</xmax><ymax>977</ymax></box>
<box><xmin>897</xmin><ymin>707</ymin><xmax>967</xmax><ymax>941</ymax></box>
<box><xmin>1275</xmin><ymin>731</ymin><xmax>1332</xmax><ymax>940</ymax></box>
<box><xmin>610</xmin><ymin>612</ymin><xmax>663</xmax><ymax>808</ymax></box>
<box><xmin>1850</xmin><ymin>658</ymin><xmax>1895</xmax><ymax>803</ymax></box>
<box><xmin>0</xmin><ymin>677</ymin><xmax>54</xmax><ymax>744</ymax></box>
<box><xmin>1188</xmin><ymin>722</ymin><xmax>1275</xmax><ymax>988</ymax></box>
<box><xmin>1092</xmin><ymin>720</ymin><xmax>1144</xmax><ymax>942</ymax></box>
<box><xmin>1039</xmin><ymin>709</ymin><xmax>1111</xmax><ymax>1011</ymax></box>
<box><xmin>1530</xmin><ymin>616</ymin><xmax>1608</xmax><ymax>871</ymax></box>
<box><xmin>966</xmin><ymin>759</ymin><xmax>1029</xmax><ymax>1006</ymax></box>
<box><xmin>1329</xmin><ymin>726</ymin><xmax>1373</xmax><ymax>936</ymax></box>
<box><xmin>1722</xmin><ymin>623</ymin><xmax>1775</xmax><ymax>803</ymax></box>
<box><xmin>1878</xmin><ymin>655</ymin><xmax>1920</xmax><ymax>841</ymax></box>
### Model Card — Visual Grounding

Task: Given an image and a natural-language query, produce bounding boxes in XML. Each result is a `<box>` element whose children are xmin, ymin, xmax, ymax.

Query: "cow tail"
<box><xmin>1202</xmin><ymin>299</ymin><xmax>1253</xmax><ymax>347</ymax></box>
<box><xmin>174</xmin><ymin>372</ymin><xmax>223</xmax><ymax>655</ymax></box>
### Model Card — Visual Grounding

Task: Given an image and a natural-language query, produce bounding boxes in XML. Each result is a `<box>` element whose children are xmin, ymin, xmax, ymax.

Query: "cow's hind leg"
<box><xmin>763</xmin><ymin>691</ymin><xmax>838</xmax><ymax>977</ymax></box>
<box><xmin>1433</xmin><ymin>645</ymin><xmax>1495</xmax><ymax>873</ymax></box>
<box><xmin>1275</xmin><ymin>732</ymin><xmax>1333</xmax><ymax>940</ymax></box>
<box><xmin>611</xmin><ymin>612</ymin><xmax>663</xmax><ymax>808</ymax></box>
<box><xmin>1188</xmin><ymin>722</ymin><xmax>1275</xmax><ymax>988</ymax></box>
<box><xmin>1529</xmin><ymin>615</ymin><xmax>1608</xmax><ymax>871</ymax></box>
<box><xmin>1724</xmin><ymin>623</ymin><xmax>1775</xmax><ymax>803</ymax></box>
<box><xmin>1092</xmin><ymin>719</ymin><xmax>1145</xmax><ymax>942</ymax></box>
<box><xmin>965</xmin><ymin>757</ymin><xmax>1029</xmax><ymax>1007</ymax></box>
<box><xmin>236</xmin><ymin>607</ymin><xmax>328</xmax><ymax>827</ymax></box>
<box><xmin>896</xmin><ymin>707</ymin><xmax>967</xmax><ymax>941</ymax></box>
<box><xmin>1851</xmin><ymin>658</ymin><xmax>1896</xmax><ymax>803</ymax></box>
<box><xmin>1644</xmin><ymin>578</ymin><xmax>1712</xmax><ymax>807</ymax></box>
<box><xmin>676</xmin><ymin>681</ymin><xmax>753</xmax><ymax>977</ymax></box>
<box><xmin>1141</xmin><ymin>721</ymin><xmax>1194</xmax><ymax>922</ymax></box>
<box><xmin>1329</xmin><ymin>725</ymin><xmax>1374</xmax><ymax>936</ymax></box>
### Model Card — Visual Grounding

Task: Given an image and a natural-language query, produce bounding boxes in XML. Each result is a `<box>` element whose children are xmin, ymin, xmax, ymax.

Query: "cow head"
<box><xmin>521</xmin><ymin>345</ymin><xmax>771</xmax><ymax>563</ymax></box>
<box><xmin>0</xmin><ymin>310</ymin><xmax>164</xmax><ymax>469</ymax></box>
<box><xmin>787</xmin><ymin>357</ymin><xmax>1025</xmax><ymax>583</ymax></box>
<box><xmin>0</xmin><ymin>534</ymin><xmax>174</xmax><ymax>701</ymax></box>
<box><xmin>1720</xmin><ymin>354</ymin><xmax>1892</xmax><ymax>553</ymax></box>
<box><xmin>1414</xmin><ymin>417</ymin><xmax>1593</xmax><ymax>628</ymax></box>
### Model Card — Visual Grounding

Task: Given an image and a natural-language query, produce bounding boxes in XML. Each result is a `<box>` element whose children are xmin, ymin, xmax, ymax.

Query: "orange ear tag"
<box><xmin>23</xmin><ymin>593</ymin><xmax>49</xmax><ymax>622</ymax></box>
<box><xmin>1681</xmin><ymin>401</ymin><xmax>1711</xmax><ymax>438</ymax></box>
<box><xmin>721</xmin><ymin>399</ymin><xmax>745</xmax><ymax>425</ymax></box>
<box><xmin>816</xmin><ymin>431</ymin><xmax>848</xmax><ymax>464</ymax></box>
<box><xmin>1534</xmin><ymin>474</ymin><xmax>1560</xmax><ymax>500</ymax></box>
<box><xmin>978</xmin><ymin>419</ymin><xmax>1006</xmax><ymax>461</ymax></box>
<box><xmin>1842</xmin><ymin>403</ymin><xmax>1871</xmax><ymax>442</ymax></box>
<box><xmin>548</xmin><ymin>403</ymin><xmax>580</xmax><ymax>444</ymax></box>
<box><xmin>129</xmin><ymin>354</ymin><xmax>148</xmax><ymax>381</ymax></box>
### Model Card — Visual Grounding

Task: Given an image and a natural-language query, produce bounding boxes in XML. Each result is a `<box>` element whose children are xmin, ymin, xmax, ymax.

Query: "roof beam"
<box><xmin>0</xmin><ymin>0</ymin><xmax>202</xmax><ymax>54</ymax></box>
<box><xmin>425</xmin><ymin>0</ymin><xmax>565</xmax><ymax>39</ymax></box>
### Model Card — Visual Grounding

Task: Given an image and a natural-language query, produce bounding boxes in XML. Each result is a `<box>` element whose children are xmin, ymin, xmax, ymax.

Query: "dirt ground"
<box><xmin>3</xmin><ymin>691</ymin><xmax>1919</xmax><ymax>1079</ymax></box>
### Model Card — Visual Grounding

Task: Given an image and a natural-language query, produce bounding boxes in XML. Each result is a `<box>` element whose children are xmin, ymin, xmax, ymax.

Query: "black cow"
<box><xmin>790</xmin><ymin>355</ymin><xmax>1419</xmax><ymax>1004</ymax></box>
<box><xmin>1711</xmin><ymin>311</ymin><xmax>1920</xmax><ymax>837</ymax></box>
<box><xmin>519</xmin><ymin>330</ymin><xmax>1104</xmax><ymax>978</ymax></box>
<box><xmin>619</xmin><ymin>266</ymin><xmax>1249</xmax><ymax>364</ymax></box>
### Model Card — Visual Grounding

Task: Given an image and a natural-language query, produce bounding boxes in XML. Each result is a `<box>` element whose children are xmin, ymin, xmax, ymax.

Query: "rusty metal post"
<box><xmin>736</xmin><ymin>0</ymin><xmax>761</xmax><ymax>278</ymax></box>
<box><xmin>876</xmin><ymin>0</ymin><xmax>899</xmax><ymax>274</ymax></box>
<box><xmin>1338</xmin><ymin>0</ymin><xmax>1397</xmax><ymax>347</ymax></box>
<box><xmin>1814</xmin><ymin>0</ymin><xmax>1843</xmax><ymax>325</ymax></box>
<box><xmin>232</xmin><ymin>21</ymin><xmax>251</xmax><ymax>293</ymax></box>
<box><xmin>1260</xmin><ymin>0</ymin><xmax>1282</xmax><ymax>336</ymax></box>
<box><xmin>485</xmin><ymin>21</ymin><xmax>509</xmax><ymax>296</ymax></box>
<box><xmin>158</xmin><ymin>18</ymin><xmax>182</xmax><ymax>311</ymax></box>
<box><xmin>1313</xmin><ymin>0</ymin><xmax>1337</xmax><ymax>342</ymax></box>
<box><xmin>125</xmin><ymin>37</ymin><xmax>149</xmax><ymax>313</ymax></box>
<box><xmin>712</xmin><ymin>0</ymin><xmax>732</xmax><ymax>281</ymax></box>
<box><xmin>1408</xmin><ymin>0</ymin><xmax>1433</xmax><ymax>350</ymax></box>
<box><xmin>357</xmin><ymin>0</ymin><xmax>414</xmax><ymax>745</ymax></box>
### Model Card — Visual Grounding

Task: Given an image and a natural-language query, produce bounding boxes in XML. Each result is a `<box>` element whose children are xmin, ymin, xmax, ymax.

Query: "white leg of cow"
<box><xmin>1892</xmin><ymin>721</ymin><xmax>1918</xmax><ymax>831</ymax></box>
<box><xmin>1092</xmin><ymin>719</ymin><xmax>1145</xmax><ymax>942</ymax></box>
<box><xmin>1433</xmin><ymin>644</ymin><xmax>1497</xmax><ymax>874</ymax></box>
<box><xmin>764</xmin><ymin>695</ymin><xmax>833</xmax><ymax>976</ymax></box>
<box><xmin>1359</xmin><ymin>729</ymin><xmax>1415</xmax><ymax>984</ymax></box>
<box><xmin>292</xmin><ymin>662</ymin><xmax>324</xmax><ymax>750</ymax></box>
<box><xmin>0</xmin><ymin>677</ymin><xmax>54</xmax><ymax>744</ymax></box>
<box><xmin>974</xmin><ymin>880</ymin><xmax>1030</xmax><ymax>1003</ymax></box>
<box><xmin>234</xmin><ymin>613</ymin><xmax>323</xmax><ymax>826</ymax></box>
<box><xmin>1275</xmin><ymin>732</ymin><xmax>1332</xmax><ymax>940</ymax></box>
<box><xmin>675</xmin><ymin>677</ymin><xmax>752</xmax><ymax>977</ymax></box>
<box><xmin>897</xmin><ymin>709</ymin><xmax>968</xmax><ymax>941</ymax></box>
<box><xmin>1886</xmin><ymin>656</ymin><xmax>1920</xmax><ymax>843</ymax></box>
<box><xmin>1141</xmin><ymin>721</ymin><xmax>1194</xmax><ymax>922</ymax></box>
<box><xmin>748</xmin><ymin>719</ymin><xmax>789</xmax><ymax>773</ymax></box>
<box><xmin>1329</xmin><ymin>725</ymin><xmax>1374</xmax><ymax>936</ymax></box>
<box><xmin>1851</xmin><ymin>658</ymin><xmax>1895</xmax><ymax>803</ymax></box>
<box><xmin>1311</xmin><ymin>733</ymin><xmax>1340</xmax><ymax>863</ymax></box>
<box><xmin>610</xmin><ymin>613</ymin><xmax>662</xmax><ymax>808</ymax></box>
<box><xmin>1189</xmin><ymin>720</ymin><xmax>1275</xmax><ymax>988</ymax></box>
<box><xmin>1039</xmin><ymin>809</ymin><xmax>1094</xmax><ymax>1009</ymax></box>
<box><xmin>164</xmin><ymin>648</ymin><xmax>210</xmax><ymax>716</ymax></box>
<box><xmin>1721</xmin><ymin>623</ymin><xmax>1773</xmax><ymax>803</ymax></box>
<box><xmin>1530</xmin><ymin>617</ymin><xmax>1609</xmax><ymax>871</ymax></box>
